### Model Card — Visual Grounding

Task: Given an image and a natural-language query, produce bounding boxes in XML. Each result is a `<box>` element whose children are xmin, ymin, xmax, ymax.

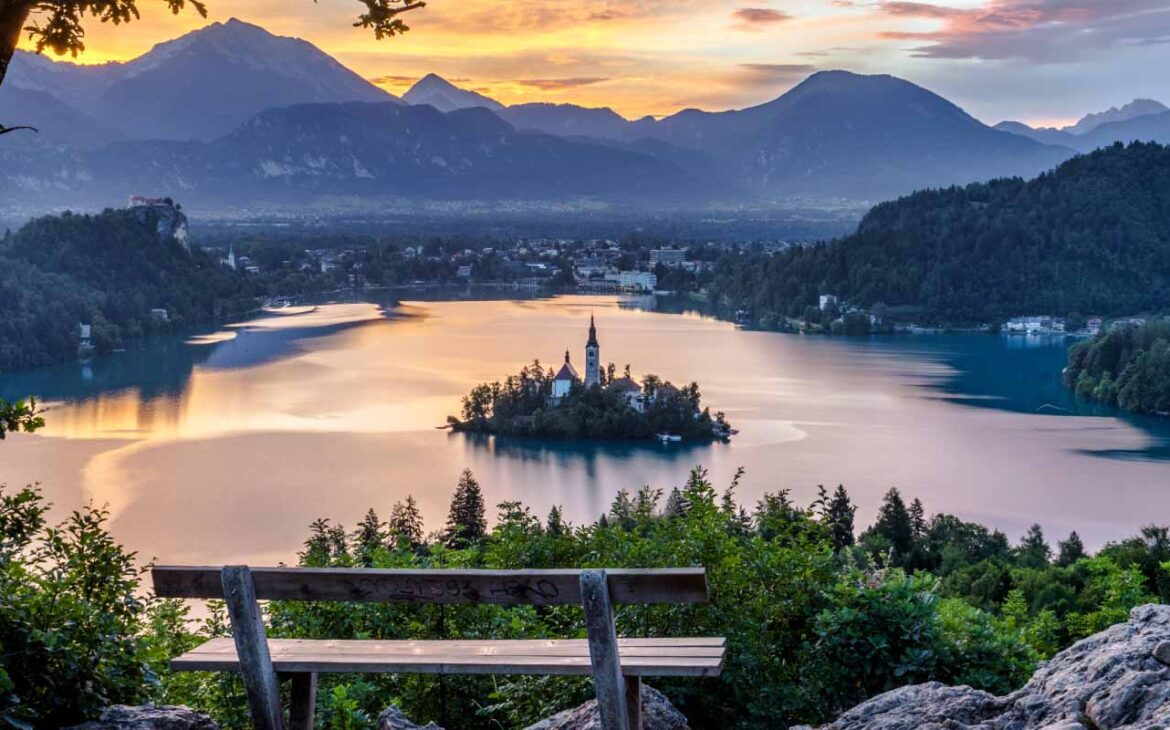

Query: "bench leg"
<box><xmin>222</xmin><ymin>565</ymin><xmax>284</xmax><ymax>730</ymax></box>
<box><xmin>580</xmin><ymin>570</ymin><xmax>630</xmax><ymax>730</ymax></box>
<box><xmin>288</xmin><ymin>673</ymin><xmax>317</xmax><ymax>730</ymax></box>
<box><xmin>625</xmin><ymin>675</ymin><xmax>642</xmax><ymax>730</ymax></box>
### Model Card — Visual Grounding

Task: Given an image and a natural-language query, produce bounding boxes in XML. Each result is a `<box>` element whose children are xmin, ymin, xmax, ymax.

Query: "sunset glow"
<box><xmin>16</xmin><ymin>0</ymin><xmax>1170</xmax><ymax>124</ymax></box>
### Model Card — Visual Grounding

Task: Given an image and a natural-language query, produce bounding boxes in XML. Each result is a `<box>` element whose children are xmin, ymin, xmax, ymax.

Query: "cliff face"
<box><xmin>800</xmin><ymin>604</ymin><xmax>1170</xmax><ymax>730</ymax></box>
<box><xmin>128</xmin><ymin>200</ymin><xmax>190</xmax><ymax>251</ymax></box>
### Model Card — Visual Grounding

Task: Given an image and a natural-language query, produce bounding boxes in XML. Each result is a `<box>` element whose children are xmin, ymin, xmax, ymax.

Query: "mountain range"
<box><xmin>0</xmin><ymin>18</ymin><xmax>1162</xmax><ymax>213</ymax></box>
<box><xmin>995</xmin><ymin>99</ymin><xmax>1170</xmax><ymax>153</ymax></box>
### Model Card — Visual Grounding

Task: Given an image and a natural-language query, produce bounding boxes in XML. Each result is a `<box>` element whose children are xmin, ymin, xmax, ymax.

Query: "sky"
<box><xmin>17</xmin><ymin>0</ymin><xmax>1170</xmax><ymax>125</ymax></box>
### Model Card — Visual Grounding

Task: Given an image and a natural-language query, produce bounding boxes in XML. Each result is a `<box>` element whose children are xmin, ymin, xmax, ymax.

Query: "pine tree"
<box><xmin>909</xmin><ymin>498</ymin><xmax>927</xmax><ymax>541</ymax></box>
<box><xmin>388</xmin><ymin>496</ymin><xmax>424</xmax><ymax>550</ymax></box>
<box><xmin>866</xmin><ymin>488</ymin><xmax>914</xmax><ymax>563</ymax></box>
<box><xmin>327</xmin><ymin>522</ymin><xmax>350</xmax><ymax>564</ymax></box>
<box><xmin>1016</xmin><ymin>524</ymin><xmax>1052</xmax><ymax>568</ymax></box>
<box><xmin>353</xmin><ymin>509</ymin><xmax>385</xmax><ymax>567</ymax></box>
<box><xmin>546</xmin><ymin>505</ymin><xmax>567</xmax><ymax>538</ymax></box>
<box><xmin>609</xmin><ymin>489</ymin><xmax>636</xmax><ymax>529</ymax></box>
<box><xmin>301</xmin><ymin>518</ymin><xmax>333</xmax><ymax>566</ymax></box>
<box><xmin>825</xmin><ymin>485</ymin><xmax>856</xmax><ymax>551</ymax></box>
<box><xmin>1056</xmin><ymin>530</ymin><xmax>1086</xmax><ymax>567</ymax></box>
<box><xmin>662</xmin><ymin>487</ymin><xmax>688</xmax><ymax>519</ymax></box>
<box><xmin>444</xmin><ymin>469</ymin><xmax>487</xmax><ymax>548</ymax></box>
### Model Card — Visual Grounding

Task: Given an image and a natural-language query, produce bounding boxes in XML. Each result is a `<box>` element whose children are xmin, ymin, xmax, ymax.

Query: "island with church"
<box><xmin>447</xmin><ymin>316</ymin><xmax>733</xmax><ymax>443</ymax></box>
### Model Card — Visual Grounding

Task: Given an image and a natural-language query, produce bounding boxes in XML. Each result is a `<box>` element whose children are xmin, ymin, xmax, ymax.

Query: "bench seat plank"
<box><xmin>172</xmin><ymin>638</ymin><xmax>725</xmax><ymax>677</ymax></box>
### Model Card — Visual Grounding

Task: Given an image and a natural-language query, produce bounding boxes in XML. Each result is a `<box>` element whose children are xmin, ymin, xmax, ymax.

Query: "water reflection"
<box><xmin>2</xmin><ymin>296</ymin><xmax>1170</xmax><ymax>566</ymax></box>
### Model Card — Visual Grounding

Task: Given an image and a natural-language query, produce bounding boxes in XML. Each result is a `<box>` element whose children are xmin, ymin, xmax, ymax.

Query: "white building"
<box><xmin>819</xmin><ymin>294</ymin><xmax>838</xmax><ymax>311</ymax></box>
<box><xmin>552</xmin><ymin>351</ymin><xmax>579</xmax><ymax>400</ymax></box>
<box><xmin>457</xmin><ymin>264</ymin><xmax>473</xmax><ymax>278</ymax></box>
<box><xmin>619</xmin><ymin>271</ymin><xmax>657</xmax><ymax>292</ymax></box>
<box><xmin>649</xmin><ymin>247</ymin><xmax>687</xmax><ymax>267</ymax></box>
<box><xmin>609</xmin><ymin>376</ymin><xmax>645</xmax><ymax>413</ymax></box>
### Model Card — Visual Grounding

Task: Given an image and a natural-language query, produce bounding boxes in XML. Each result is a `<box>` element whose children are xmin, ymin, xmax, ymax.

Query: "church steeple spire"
<box><xmin>584</xmin><ymin>314</ymin><xmax>600</xmax><ymax>387</ymax></box>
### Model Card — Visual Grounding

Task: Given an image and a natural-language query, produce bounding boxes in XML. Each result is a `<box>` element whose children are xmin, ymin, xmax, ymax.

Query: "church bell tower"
<box><xmin>585</xmin><ymin>314</ymin><xmax>600</xmax><ymax>387</ymax></box>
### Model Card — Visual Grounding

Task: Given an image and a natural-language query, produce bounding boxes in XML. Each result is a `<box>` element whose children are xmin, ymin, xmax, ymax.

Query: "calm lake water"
<box><xmin>2</xmin><ymin>295</ymin><xmax>1169</xmax><ymax>564</ymax></box>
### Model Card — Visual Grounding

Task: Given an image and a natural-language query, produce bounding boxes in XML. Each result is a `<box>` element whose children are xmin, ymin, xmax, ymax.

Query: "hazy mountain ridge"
<box><xmin>997</xmin><ymin>98</ymin><xmax>1170</xmax><ymax>152</ymax></box>
<box><xmin>1068</xmin><ymin>99</ymin><xmax>1168</xmax><ymax>135</ymax></box>
<box><xmin>5</xmin><ymin>19</ymin><xmax>398</xmax><ymax>141</ymax></box>
<box><xmin>0</xmin><ymin>101</ymin><xmax>717</xmax><ymax>207</ymax></box>
<box><xmin>0</xmin><ymin>21</ymin><xmax>1102</xmax><ymax>210</ymax></box>
<box><xmin>403</xmin><ymin>74</ymin><xmax>504</xmax><ymax>112</ymax></box>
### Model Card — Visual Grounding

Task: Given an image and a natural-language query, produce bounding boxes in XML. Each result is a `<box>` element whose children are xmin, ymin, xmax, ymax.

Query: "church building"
<box><xmin>550</xmin><ymin>316</ymin><xmax>602</xmax><ymax>401</ymax></box>
<box><xmin>552</xmin><ymin>350</ymin><xmax>578</xmax><ymax>400</ymax></box>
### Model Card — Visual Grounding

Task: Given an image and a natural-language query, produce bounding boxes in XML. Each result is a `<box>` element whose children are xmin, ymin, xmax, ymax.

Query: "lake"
<box><xmin>2</xmin><ymin>295</ymin><xmax>1169</xmax><ymax>566</ymax></box>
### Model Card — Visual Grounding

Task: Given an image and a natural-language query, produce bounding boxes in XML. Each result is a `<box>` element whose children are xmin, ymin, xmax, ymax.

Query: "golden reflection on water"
<box><xmin>3</xmin><ymin>296</ymin><xmax>1169</xmax><ymax>566</ymax></box>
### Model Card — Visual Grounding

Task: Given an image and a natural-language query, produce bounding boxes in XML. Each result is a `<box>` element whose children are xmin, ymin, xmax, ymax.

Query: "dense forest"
<box><xmin>706</xmin><ymin>143</ymin><xmax>1170</xmax><ymax>327</ymax></box>
<box><xmin>0</xmin><ymin>209</ymin><xmax>259</xmax><ymax>372</ymax></box>
<box><xmin>1065</xmin><ymin>320</ymin><xmax>1170</xmax><ymax>414</ymax></box>
<box><xmin>4</xmin><ymin>469</ymin><xmax>1168</xmax><ymax>728</ymax></box>
<box><xmin>449</xmin><ymin>360</ymin><xmax>729</xmax><ymax>441</ymax></box>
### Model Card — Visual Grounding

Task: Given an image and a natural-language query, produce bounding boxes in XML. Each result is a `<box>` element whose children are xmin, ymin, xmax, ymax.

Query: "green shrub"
<box><xmin>0</xmin><ymin>485</ymin><xmax>150</xmax><ymax>728</ymax></box>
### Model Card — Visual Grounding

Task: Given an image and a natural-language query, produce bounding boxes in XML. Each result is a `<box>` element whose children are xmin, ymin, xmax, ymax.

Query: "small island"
<box><xmin>448</xmin><ymin>316</ymin><xmax>732</xmax><ymax>442</ymax></box>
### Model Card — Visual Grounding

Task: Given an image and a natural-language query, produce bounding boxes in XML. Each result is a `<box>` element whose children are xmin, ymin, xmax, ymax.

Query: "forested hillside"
<box><xmin>708</xmin><ymin>142</ymin><xmax>1170</xmax><ymax>326</ymax></box>
<box><xmin>1065</xmin><ymin>320</ymin><xmax>1170</xmax><ymax>415</ymax></box>
<box><xmin>0</xmin><ymin>209</ymin><xmax>257</xmax><ymax>372</ymax></box>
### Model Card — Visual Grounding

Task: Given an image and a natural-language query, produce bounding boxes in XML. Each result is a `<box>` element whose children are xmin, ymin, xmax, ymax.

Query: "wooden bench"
<box><xmin>152</xmin><ymin>566</ymin><xmax>725</xmax><ymax>730</ymax></box>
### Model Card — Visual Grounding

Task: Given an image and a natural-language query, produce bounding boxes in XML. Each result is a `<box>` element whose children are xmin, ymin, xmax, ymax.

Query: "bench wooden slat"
<box><xmin>184</xmin><ymin>637</ymin><xmax>725</xmax><ymax>653</ymax></box>
<box><xmin>173</xmin><ymin>646</ymin><xmax>724</xmax><ymax>677</ymax></box>
<box><xmin>152</xmin><ymin>566</ymin><xmax>709</xmax><ymax>605</ymax></box>
<box><xmin>178</xmin><ymin>637</ymin><xmax>725</xmax><ymax>659</ymax></box>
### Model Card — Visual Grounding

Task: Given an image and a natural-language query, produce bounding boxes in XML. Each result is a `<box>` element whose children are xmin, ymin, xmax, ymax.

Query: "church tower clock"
<box><xmin>585</xmin><ymin>315</ymin><xmax>600</xmax><ymax>387</ymax></box>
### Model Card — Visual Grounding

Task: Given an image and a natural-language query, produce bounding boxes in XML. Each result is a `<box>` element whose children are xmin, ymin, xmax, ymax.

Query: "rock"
<box><xmin>377</xmin><ymin>705</ymin><xmax>444</xmax><ymax>730</ymax></box>
<box><xmin>376</xmin><ymin>682</ymin><xmax>689</xmax><ymax>730</ymax></box>
<box><xmin>1153</xmin><ymin>641</ymin><xmax>1170</xmax><ymax>666</ymax></box>
<box><xmin>806</xmin><ymin>604</ymin><xmax>1170</xmax><ymax>730</ymax></box>
<box><xmin>524</xmin><ymin>684</ymin><xmax>689</xmax><ymax>730</ymax></box>
<box><xmin>66</xmin><ymin>705</ymin><xmax>219</xmax><ymax>730</ymax></box>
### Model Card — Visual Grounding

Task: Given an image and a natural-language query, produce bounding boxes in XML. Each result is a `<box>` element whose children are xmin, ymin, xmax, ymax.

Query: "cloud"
<box><xmin>877</xmin><ymin>0</ymin><xmax>1170</xmax><ymax>62</ymax></box>
<box><xmin>731</xmin><ymin>7</ymin><xmax>794</xmax><ymax>30</ymax></box>
<box><xmin>368</xmin><ymin>75</ymin><xmax>417</xmax><ymax>85</ymax></box>
<box><xmin>513</xmin><ymin>77</ymin><xmax>612</xmax><ymax>90</ymax></box>
<box><xmin>736</xmin><ymin>63</ymin><xmax>819</xmax><ymax>84</ymax></box>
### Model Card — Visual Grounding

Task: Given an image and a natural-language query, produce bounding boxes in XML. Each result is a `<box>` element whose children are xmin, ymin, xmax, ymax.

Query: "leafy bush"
<box><xmin>0</xmin><ymin>485</ymin><xmax>150</xmax><ymax>728</ymax></box>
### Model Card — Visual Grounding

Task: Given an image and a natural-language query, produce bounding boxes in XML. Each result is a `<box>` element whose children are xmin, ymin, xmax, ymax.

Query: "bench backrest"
<box><xmin>153</xmin><ymin>565</ymin><xmax>709</xmax><ymax>730</ymax></box>
<box><xmin>152</xmin><ymin>566</ymin><xmax>709</xmax><ymax>606</ymax></box>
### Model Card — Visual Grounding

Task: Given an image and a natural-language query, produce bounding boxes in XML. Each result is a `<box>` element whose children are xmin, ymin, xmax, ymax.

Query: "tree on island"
<box><xmin>444</xmin><ymin>469</ymin><xmax>486</xmax><ymax>548</ymax></box>
<box><xmin>0</xmin><ymin>0</ymin><xmax>427</xmax><ymax>131</ymax></box>
<box><xmin>449</xmin><ymin>360</ymin><xmax>730</xmax><ymax>443</ymax></box>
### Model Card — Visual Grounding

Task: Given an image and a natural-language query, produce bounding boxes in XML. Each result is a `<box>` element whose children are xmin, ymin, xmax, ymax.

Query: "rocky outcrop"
<box><xmin>376</xmin><ymin>683</ymin><xmax>688</xmax><ymax>730</ymax></box>
<box><xmin>66</xmin><ymin>705</ymin><xmax>219</xmax><ymax>730</ymax></box>
<box><xmin>377</xmin><ymin>705</ymin><xmax>444</xmax><ymax>730</ymax></box>
<box><xmin>802</xmin><ymin>604</ymin><xmax>1170</xmax><ymax>729</ymax></box>
<box><xmin>524</xmin><ymin>684</ymin><xmax>689</xmax><ymax>730</ymax></box>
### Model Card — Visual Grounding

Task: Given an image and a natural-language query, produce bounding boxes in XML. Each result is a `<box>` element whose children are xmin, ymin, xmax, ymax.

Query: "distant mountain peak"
<box><xmin>403</xmin><ymin>74</ymin><xmax>504</xmax><ymax>112</ymax></box>
<box><xmin>1067</xmin><ymin>99</ymin><xmax>1168</xmax><ymax>135</ymax></box>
